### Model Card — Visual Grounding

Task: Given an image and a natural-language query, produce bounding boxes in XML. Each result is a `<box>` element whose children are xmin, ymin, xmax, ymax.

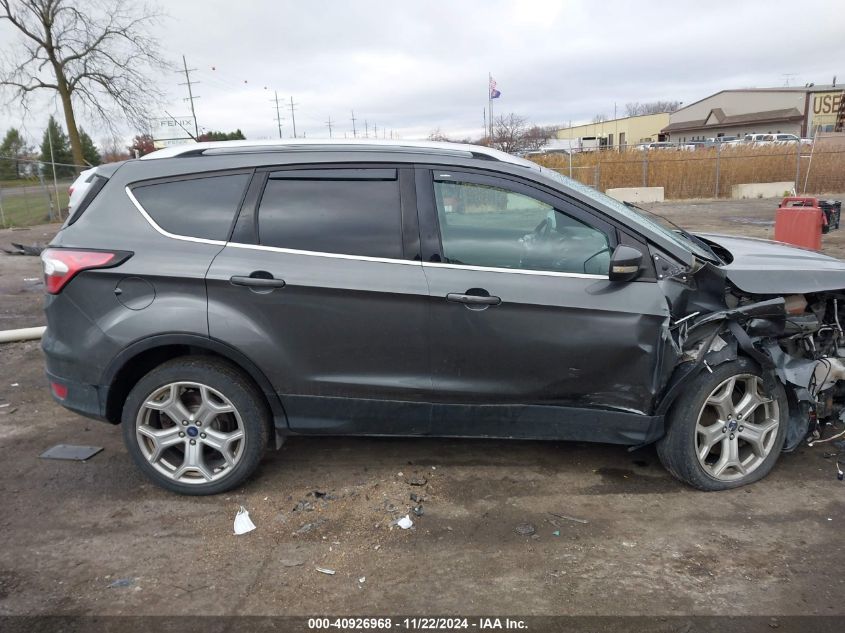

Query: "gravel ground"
<box><xmin>1</xmin><ymin>196</ymin><xmax>844</xmax><ymax>619</ymax></box>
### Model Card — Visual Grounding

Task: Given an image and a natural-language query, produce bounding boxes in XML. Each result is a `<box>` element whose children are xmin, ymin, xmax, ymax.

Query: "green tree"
<box><xmin>197</xmin><ymin>129</ymin><xmax>246</xmax><ymax>142</ymax></box>
<box><xmin>39</xmin><ymin>116</ymin><xmax>75</xmax><ymax>177</ymax></box>
<box><xmin>79</xmin><ymin>128</ymin><xmax>101</xmax><ymax>166</ymax></box>
<box><xmin>0</xmin><ymin>127</ymin><xmax>28</xmax><ymax>179</ymax></box>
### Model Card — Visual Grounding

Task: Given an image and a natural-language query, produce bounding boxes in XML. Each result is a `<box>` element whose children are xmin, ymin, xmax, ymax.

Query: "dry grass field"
<box><xmin>534</xmin><ymin>140</ymin><xmax>845</xmax><ymax>199</ymax></box>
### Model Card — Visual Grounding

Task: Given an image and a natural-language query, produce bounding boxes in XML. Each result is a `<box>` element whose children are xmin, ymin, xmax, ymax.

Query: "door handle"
<box><xmin>446</xmin><ymin>293</ymin><xmax>501</xmax><ymax>306</ymax></box>
<box><xmin>230</xmin><ymin>275</ymin><xmax>286</xmax><ymax>289</ymax></box>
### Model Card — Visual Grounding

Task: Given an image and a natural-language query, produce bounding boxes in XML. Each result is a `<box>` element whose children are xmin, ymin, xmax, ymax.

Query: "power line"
<box><xmin>178</xmin><ymin>55</ymin><xmax>200</xmax><ymax>139</ymax></box>
<box><xmin>289</xmin><ymin>96</ymin><xmax>299</xmax><ymax>139</ymax></box>
<box><xmin>325</xmin><ymin>115</ymin><xmax>334</xmax><ymax>138</ymax></box>
<box><xmin>351</xmin><ymin>110</ymin><xmax>357</xmax><ymax>138</ymax></box>
<box><xmin>271</xmin><ymin>91</ymin><xmax>284</xmax><ymax>139</ymax></box>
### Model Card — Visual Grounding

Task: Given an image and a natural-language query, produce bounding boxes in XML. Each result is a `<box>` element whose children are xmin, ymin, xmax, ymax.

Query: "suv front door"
<box><xmin>416</xmin><ymin>168</ymin><xmax>669</xmax><ymax>441</ymax></box>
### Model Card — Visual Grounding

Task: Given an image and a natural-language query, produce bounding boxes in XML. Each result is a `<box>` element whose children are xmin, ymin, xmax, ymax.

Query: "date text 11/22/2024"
<box><xmin>307</xmin><ymin>617</ymin><xmax>528</xmax><ymax>630</ymax></box>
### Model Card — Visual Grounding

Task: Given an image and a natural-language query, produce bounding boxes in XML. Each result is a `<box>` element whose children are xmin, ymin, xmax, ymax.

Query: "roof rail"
<box><xmin>140</xmin><ymin>138</ymin><xmax>539</xmax><ymax>170</ymax></box>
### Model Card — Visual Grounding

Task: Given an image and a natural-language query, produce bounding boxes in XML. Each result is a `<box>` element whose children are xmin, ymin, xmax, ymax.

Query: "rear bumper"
<box><xmin>45</xmin><ymin>369</ymin><xmax>110</xmax><ymax>423</ymax></box>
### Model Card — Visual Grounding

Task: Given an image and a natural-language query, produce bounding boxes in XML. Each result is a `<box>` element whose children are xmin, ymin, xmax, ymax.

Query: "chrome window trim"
<box><xmin>127</xmin><ymin>185</ymin><xmax>605</xmax><ymax>276</ymax></box>
<box><xmin>226</xmin><ymin>241</ymin><xmax>421</xmax><ymax>266</ymax></box>
<box><xmin>125</xmin><ymin>186</ymin><xmax>227</xmax><ymax>246</ymax></box>
<box><xmin>422</xmin><ymin>261</ymin><xmax>608</xmax><ymax>280</ymax></box>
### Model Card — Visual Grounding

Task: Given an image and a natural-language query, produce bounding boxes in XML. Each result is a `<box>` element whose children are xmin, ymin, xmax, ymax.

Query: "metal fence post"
<box><xmin>714</xmin><ymin>143</ymin><xmax>721</xmax><ymax>198</ymax></box>
<box><xmin>568</xmin><ymin>151</ymin><xmax>573</xmax><ymax>179</ymax></box>
<box><xmin>642</xmin><ymin>149</ymin><xmax>648</xmax><ymax>187</ymax></box>
<box><xmin>0</xmin><ymin>188</ymin><xmax>6</xmax><ymax>228</ymax></box>
<box><xmin>795</xmin><ymin>143</ymin><xmax>801</xmax><ymax>193</ymax></box>
<box><xmin>37</xmin><ymin>170</ymin><xmax>56</xmax><ymax>222</ymax></box>
<box><xmin>595</xmin><ymin>163</ymin><xmax>600</xmax><ymax>189</ymax></box>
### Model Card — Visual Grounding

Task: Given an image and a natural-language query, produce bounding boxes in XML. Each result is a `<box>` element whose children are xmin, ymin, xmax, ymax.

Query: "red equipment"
<box><xmin>774</xmin><ymin>197</ymin><xmax>827</xmax><ymax>251</ymax></box>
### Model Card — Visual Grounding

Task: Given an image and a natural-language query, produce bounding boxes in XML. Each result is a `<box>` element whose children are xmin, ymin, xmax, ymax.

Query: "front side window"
<box><xmin>257</xmin><ymin>169</ymin><xmax>402</xmax><ymax>259</ymax></box>
<box><xmin>433</xmin><ymin>179</ymin><xmax>611</xmax><ymax>275</ymax></box>
<box><xmin>132</xmin><ymin>173</ymin><xmax>250</xmax><ymax>241</ymax></box>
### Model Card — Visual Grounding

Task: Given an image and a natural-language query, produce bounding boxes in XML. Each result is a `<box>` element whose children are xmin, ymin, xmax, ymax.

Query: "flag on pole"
<box><xmin>489</xmin><ymin>76</ymin><xmax>501</xmax><ymax>99</ymax></box>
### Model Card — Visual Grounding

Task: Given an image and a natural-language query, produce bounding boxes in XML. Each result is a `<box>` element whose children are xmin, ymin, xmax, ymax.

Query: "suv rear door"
<box><xmin>416</xmin><ymin>167</ymin><xmax>669</xmax><ymax>438</ymax></box>
<box><xmin>205</xmin><ymin>165</ymin><xmax>432</xmax><ymax>434</ymax></box>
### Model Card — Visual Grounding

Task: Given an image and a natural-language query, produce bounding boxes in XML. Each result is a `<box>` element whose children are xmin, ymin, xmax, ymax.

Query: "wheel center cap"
<box><xmin>728</xmin><ymin>419</ymin><xmax>738</xmax><ymax>432</ymax></box>
<box><xmin>186</xmin><ymin>426</ymin><xmax>199</xmax><ymax>437</ymax></box>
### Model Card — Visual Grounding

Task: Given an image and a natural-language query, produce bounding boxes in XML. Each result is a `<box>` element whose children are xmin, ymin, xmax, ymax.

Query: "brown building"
<box><xmin>662</xmin><ymin>84</ymin><xmax>843</xmax><ymax>141</ymax></box>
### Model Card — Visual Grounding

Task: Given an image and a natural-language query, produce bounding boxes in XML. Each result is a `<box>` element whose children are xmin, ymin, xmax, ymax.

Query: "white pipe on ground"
<box><xmin>0</xmin><ymin>326</ymin><xmax>46</xmax><ymax>343</ymax></box>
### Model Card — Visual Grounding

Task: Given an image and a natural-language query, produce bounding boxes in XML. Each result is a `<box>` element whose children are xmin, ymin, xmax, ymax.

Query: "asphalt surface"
<box><xmin>1</xmin><ymin>195</ymin><xmax>844</xmax><ymax>619</ymax></box>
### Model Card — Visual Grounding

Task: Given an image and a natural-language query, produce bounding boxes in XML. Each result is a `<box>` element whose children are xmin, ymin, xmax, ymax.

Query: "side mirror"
<box><xmin>608</xmin><ymin>245</ymin><xmax>643</xmax><ymax>282</ymax></box>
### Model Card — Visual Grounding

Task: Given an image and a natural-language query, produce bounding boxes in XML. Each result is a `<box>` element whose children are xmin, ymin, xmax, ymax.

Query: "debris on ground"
<box><xmin>549</xmin><ymin>512</ymin><xmax>589</xmax><ymax>525</ymax></box>
<box><xmin>315</xmin><ymin>567</ymin><xmax>336</xmax><ymax>575</ymax></box>
<box><xmin>1</xmin><ymin>242</ymin><xmax>44</xmax><ymax>256</ymax></box>
<box><xmin>233</xmin><ymin>506</ymin><xmax>256</xmax><ymax>535</ymax></box>
<box><xmin>409</xmin><ymin>492</ymin><xmax>424</xmax><ymax>503</ymax></box>
<box><xmin>295</xmin><ymin>518</ymin><xmax>327</xmax><ymax>535</ymax></box>
<box><xmin>552</xmin><ymin>530</ymin><xmax>561</xmax><ymax>537</ymax></box>
<box><xmin>358</xmin><ymin>576</ymin><xmax>366</xmax><ymax>584</ymax></box>
<box><xmin>412</xmin><ymin>505</ymin><xmax>424</xmax><ymax>517</ymax></box>
<box><xmin>279</xmin><ymin>558</ymin><xmax>305</xmax><ymax>568</ymax></box>
<box><xmin>406</xmin><ymin>475</ymin><xmax>427</xmax><ymax>486</ymax></box>
<box><xmin>107</xmin><ymin>578</ymin><xmax>136</xmax><ymax>589</ymax></box>
<box><xmin>396</xmin><ymin>515</ymin><xmax>413</xmax><ymax>530</ymax></box>
<box><xmin>515</xmin><ymin>523</ymin><xmax>536</xmax><ymax>536</ymax></box>
<box><xmin>39</xmin><ymin>444</ymin><xmax>103</xmax><ymax>461</ymax></box>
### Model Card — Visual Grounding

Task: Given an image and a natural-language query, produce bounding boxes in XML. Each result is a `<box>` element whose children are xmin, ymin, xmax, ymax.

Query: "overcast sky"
<box><xmin>1</xmin><ymin>0</ymin><xmax>844</xmax><ymax>147</ymax></box>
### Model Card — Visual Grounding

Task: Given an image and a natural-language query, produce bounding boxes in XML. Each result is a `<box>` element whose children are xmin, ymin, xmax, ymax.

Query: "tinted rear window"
<box><xmin>132</xmin><ymin>173</ymin><xmax>250</xmax><ymax>241</ymax></box>
<box><xmin>256</xmin><ymin>170</ymin><xmax>402</xmax><ymax>258</ymax></box>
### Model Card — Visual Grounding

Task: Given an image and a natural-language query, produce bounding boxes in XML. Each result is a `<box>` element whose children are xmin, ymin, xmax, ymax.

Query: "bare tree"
<box><xmin>592</xmin><ymin>113</ymin><xmax>608</xmax><ymax>123</ymax></box>
<box><xmin>490</xmin><ymin>113</ymin><xmax>551</xmax><ymax>154</ymax></box>
<box><xmin>625</xmin><ymin>100</ymin><xmax>681</xmax><ymax>116</ymax></box>
<box><xmin>428</xmin><ymin>128</ymin><xmax>470</xmax><ymax>144</ymax></box>
<box><xmin>0</xmin><ymin>0</ymin><xmax>168</xmax><ymax>169</ymax></box>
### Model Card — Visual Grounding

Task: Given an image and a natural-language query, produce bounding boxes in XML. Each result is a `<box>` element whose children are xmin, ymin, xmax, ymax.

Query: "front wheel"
<box><xmin>657</xmin><ymin>358</ymin><xmax>788</xmax><ymax>491</ymax></box>
<box><xmin>121</xmin><ymin>357</ymin><xmax>270</xmax><ymax>495</ymax></box>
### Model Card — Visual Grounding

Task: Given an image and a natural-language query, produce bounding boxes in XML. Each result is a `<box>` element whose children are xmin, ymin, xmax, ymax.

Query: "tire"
<box><xmin>657</xmin><ymin>357</ymin><xmax>788</xmax><ymax>491</ymax></box>
<box><xmin>121</xmin><ymin>356</ymin><xmax>271</xmax><ymax>495</ymax></box>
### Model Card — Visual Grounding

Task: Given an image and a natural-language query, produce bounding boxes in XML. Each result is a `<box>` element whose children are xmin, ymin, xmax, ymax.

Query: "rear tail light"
<box><xmin>41</xmin><ymin>248</ymin><xmax>127</xmax><ymax>294</ymax></box>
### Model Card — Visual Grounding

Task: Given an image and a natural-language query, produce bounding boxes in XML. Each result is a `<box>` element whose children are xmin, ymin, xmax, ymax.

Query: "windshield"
<box><xmin>536</xmin><ymin>166</ymin><xmax>714</xmax><ymax>261</ymax></box>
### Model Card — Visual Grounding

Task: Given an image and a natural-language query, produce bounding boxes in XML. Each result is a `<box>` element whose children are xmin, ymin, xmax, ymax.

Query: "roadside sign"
<box><xmin>152</xmin><ymin>116</ymin><xmax>196</xmax><ymax>149</ymax></box>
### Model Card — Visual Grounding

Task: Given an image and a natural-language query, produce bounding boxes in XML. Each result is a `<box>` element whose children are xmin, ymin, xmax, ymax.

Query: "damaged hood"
<box><xmin>696</xmin><ymin>233</ymin><xmax>845</xmax><ymax>294</ymax></box>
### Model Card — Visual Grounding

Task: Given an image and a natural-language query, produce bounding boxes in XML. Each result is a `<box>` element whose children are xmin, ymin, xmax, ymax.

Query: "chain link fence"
<box><xmin>534</xmin><ymin>139</ymin><xmax>845</xmax><ymax>199</ymax></box>
<box><xmin>0</xmin><ymin>156</ymin><xmax>85</xmax><ymax>228</ymax></box>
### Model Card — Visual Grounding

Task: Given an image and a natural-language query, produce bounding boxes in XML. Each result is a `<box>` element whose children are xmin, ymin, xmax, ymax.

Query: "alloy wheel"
<box><xmin>135</xmin><ymin>381</ymin><xmax>245</xmax><ymax>484</ymax></box>
<box><xmin>695</xmin><ymin>373</ymin><xmax>780</xmax><ymax>482</ymax></box>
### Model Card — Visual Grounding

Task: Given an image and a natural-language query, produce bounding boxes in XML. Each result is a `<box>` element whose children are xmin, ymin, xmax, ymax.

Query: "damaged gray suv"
<box><xmin>41</xmin><ymin>139</ymin><xmax>845</xmax><ymax>494</ymax></box>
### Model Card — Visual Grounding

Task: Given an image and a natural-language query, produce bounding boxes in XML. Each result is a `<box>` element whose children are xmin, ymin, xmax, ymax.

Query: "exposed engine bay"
<box><xmin>658</xmin><ymin>240</ymin><xmax>845</xmax><ymax>452</ymax></box>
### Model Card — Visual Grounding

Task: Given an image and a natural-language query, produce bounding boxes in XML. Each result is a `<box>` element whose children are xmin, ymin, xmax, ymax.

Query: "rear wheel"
<box><xmin>657</xmin><ymin>358</ymin><xmax>787</xmax><ymax>490</ymax></box>
<box><xmin>121</xmin><ymin>357</ymin><xmax>270</xmax><ymax>495</ymax></box>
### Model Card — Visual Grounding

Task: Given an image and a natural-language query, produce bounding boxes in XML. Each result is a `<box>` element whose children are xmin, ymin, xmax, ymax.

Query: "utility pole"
<box><xmin>373</xmin><ymin>122</ymin><xmax>377</xmax><ymax>138</ymax></box>
<box><xmin>288</xmin><ymin>96</ymin><xmax>298</xmax><ymax>138</ymax></box>
<box><xmin>179</xmin><ymin>55</ymin><xmax>200</xmax><ymax>139</ymax></box>
<box><xmin>272</xmin><ymin>91</ymin><xmax>284</xmax><ymax>139</ymax></box>
<box><xmin>326</xmin><ymin>115</ymin><xmax>334</xmax><ymax>138</ymax></box>
<box><xmin>351</xmin><ymin>110</ymin><xmax>358</xmax><ymax>138</ymax></box>
<box><xmin>364</xmin><ymin>120</ymin><xmax>369</xmax><ymax>138</ymax></box>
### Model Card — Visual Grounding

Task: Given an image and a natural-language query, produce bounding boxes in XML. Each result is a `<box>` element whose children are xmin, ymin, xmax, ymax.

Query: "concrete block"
<box><xmin>731</xmin><ymin>182</ymin><xmax>795</xmax><ymax>200</ymax></box>
<box><xmin>605</xmin><ymin>187</ymin><xmax>664</xmax><ymax>203</ymax></box>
